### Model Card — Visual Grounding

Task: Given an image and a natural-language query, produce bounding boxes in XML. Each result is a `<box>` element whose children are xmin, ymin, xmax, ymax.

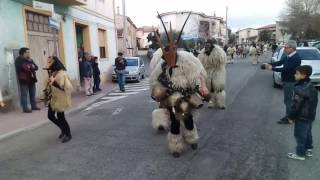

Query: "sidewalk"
<box><xmin>0</xmin><ymin>82</ymin><xmax>116</xmax><ymax>139</ymax></box>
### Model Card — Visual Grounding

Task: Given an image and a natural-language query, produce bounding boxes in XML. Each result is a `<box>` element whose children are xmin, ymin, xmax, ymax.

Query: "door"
<box><xmin>28</xmin><ymin>34</ymin><xmax>58</xmax><ymax>100</ymax></box>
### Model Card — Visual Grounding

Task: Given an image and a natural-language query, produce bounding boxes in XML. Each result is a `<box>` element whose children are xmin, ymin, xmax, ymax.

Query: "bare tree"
<box><xmin>281</xmin><ymin>0</ymin><xmax>320</xmax><ymax>39</ymax></box>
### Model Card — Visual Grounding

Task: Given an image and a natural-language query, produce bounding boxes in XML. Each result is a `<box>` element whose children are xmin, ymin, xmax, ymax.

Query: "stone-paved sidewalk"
<box><xmin>0</xmin><ymin>82</ymin><xmax>116</xmax><ymax>139</ymax></box>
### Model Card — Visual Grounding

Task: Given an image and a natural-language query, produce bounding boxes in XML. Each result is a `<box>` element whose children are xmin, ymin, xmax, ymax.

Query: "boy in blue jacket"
<box><xmin>287</xmin><ymin>65</ymin><xmax>318</xmax><ymax>160</ymax></box>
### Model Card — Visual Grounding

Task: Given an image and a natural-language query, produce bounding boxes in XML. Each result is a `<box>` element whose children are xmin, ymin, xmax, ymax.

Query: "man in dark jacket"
<box><xmin>115</xmin><ymin>52</ymin><xmax>127</xmax><ymax>92</ymax></box>
<box><xmin>287</xmin><ymin>65</ymin><xmax>318</xmax><ymax>160</ymax></box>
<box><xmin>91</xmin><ymin>56</ymin><xmax>101</xmax><ymax>92</ymax></box>
<box><xmin>83</xmin><ymin>52</ymin><xmax>94</xmax><ymax>96</ymax></box>
<box><xmin>264</xmin><ymin>40</ymin><xmax>301</xmax><ymax>124</ymax></box>
<box><xmin>15</xmin><ymin>47</ymin><xmax>40</xmax><ymax>113</ymax></box>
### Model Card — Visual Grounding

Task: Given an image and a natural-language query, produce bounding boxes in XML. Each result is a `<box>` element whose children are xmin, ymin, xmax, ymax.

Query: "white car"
<box><xmin>112</xmin><ymin>57</ymin><xmax>146</xmax><ymax>82</ymax></box>
<box><xmin>271</xmin><ymin>47</ymin><xmax>320</xmax><ymax>88</ymax></box>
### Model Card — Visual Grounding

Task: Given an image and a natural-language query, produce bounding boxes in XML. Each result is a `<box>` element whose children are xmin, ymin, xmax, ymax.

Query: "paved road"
<box><xmin>0</xmin><ymin>53</ymin><xmax>319</xmax><ymax>180</ymax></box>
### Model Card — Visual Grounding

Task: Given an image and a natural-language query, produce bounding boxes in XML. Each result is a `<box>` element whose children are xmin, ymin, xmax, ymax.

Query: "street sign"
<box><xmin>49</xmin><ymin>17</ymin><xmax>60</xmax><ymax>29</ymax></box>
<box><xmin>32</xmin><ymin>1</ymin><xmax>54</xmax><ymax>14</ymax></box>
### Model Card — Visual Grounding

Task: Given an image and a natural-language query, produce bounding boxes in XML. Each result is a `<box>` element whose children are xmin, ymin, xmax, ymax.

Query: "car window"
<box><xmin>297</xmin><ymin>49</ymin><xmax>320</xmax><ymax>60</ymax></box>
<box><xmin>126</xmin><ymin>59</ymin><xmax>139</xmax><ymax>66</ymax></box>
<box><xmin>277</xmin><ymin>49</ymin><xmax>284</xmax><ymax>61</ymax></box>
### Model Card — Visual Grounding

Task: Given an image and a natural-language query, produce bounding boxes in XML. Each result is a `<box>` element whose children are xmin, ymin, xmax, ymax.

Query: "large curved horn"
<box><xmin>177</xmin><ymin>12</ymin><xmax>192</xmax><ymax>45</ymax></box>
<box><xmin>157</xmin><ymin>12</ymin><xmax>170</xmax><ymax>42</ymax></box>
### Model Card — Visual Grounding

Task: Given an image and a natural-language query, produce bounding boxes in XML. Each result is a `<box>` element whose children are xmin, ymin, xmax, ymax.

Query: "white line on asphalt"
<box><xmin>112</xmin><ymin>108</ymin><xmax>123</xmax><ymax>116</ymax></box>
<box><xmin>124</xmin><ymin>88</ymin><xmax>148</xmax><ymax>91</ymax></box>
<box><xmin>83</xmin><ymin>95</ymin><xmax>127</xmax><ymax>111</ymax></box>
<box><xmin>108</xmin><ymin>92</ymin><xmax>139</xmax><ymax>96</ymax></box>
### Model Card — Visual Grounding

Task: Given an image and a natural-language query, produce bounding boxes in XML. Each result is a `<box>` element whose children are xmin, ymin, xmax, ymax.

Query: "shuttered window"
<box><xmin>26</xmin><ymin>11</ymin><xmax>51</xmax><ymax>33</ymax></box>
<box><xmin>98</xmin><ymin>29</ymin><xmax>108</xmax><ymax>59</ymax></box>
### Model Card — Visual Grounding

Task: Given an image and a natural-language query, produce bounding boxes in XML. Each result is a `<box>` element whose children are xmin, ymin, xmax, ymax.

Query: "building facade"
<box><xmin>256</xmin><ymin>24</ymin><xmax>276</xmax><ymax>42</ymax></box>
<box><xmin>115</xmin><ymin>15</ymin><xmax>138</xmax><ymax>56</ymax></box>
<box><xmin>276</xmin><ymin>21</ymin><xmax>292</xmax><ymax>44</ymax></box>
<box><xmin>0</xmin><ymin>0</ymin><xmax>117</xmax><ymax>108</ymax></box>
<box><xmin>136</xmin><ymin>26</ymin><xmax>157</xmax><ymax>49</ymax></box>
<box><xmin>158</xmin><ymin>11</ymin><xmax>227</xmax><ymax>44</ymax></box>
<box><xmin>236</xmin><ymin>28</ymin><xmax>259</xmax><ymax>45</ymax></box>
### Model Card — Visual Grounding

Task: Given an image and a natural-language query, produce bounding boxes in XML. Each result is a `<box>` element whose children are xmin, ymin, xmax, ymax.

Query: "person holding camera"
<box><xmin>261</xmin><ymin>40</ymin><xmax>301</xmax><ymax>124</ymax></box>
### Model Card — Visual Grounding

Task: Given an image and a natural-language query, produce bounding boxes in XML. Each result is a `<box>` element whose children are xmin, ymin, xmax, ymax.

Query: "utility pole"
<box><xmin>122</xmin><ymin>0</ymin><xmax>127</xmax><ymax>55</ymax></box>
<box><xmin>225</xmin><ymin>6</ymin><xmax>228</xmax><ymax>45</ymax></box>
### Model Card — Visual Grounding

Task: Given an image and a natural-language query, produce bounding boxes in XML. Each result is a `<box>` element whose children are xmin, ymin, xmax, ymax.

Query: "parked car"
<box><xmin>271</xmin><ymin>45</ymin><xmax>284</xmax><ymax>63</ymax></box>
<box><xmin>272</xmin><ymin>47</ymin><xmax>320</xmax><ymax>88</ymax></box>
<box><xmin>313</xmin><ymin>42</ymin><xmax>320</xmax><ymax>50</ymax></box>
<box><xmin>112</xmin><ymin>57</ymin><xmax>146</xmax><ymax>82</ymax></box>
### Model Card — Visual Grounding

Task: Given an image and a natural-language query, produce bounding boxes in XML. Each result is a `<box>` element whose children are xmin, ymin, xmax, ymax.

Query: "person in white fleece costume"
<box><xmin>198</xmin><ymin>40</ymin><xmax>227</xmax><ymax>109</ymax></box>
<box><xmin>150</xmin><ymin>47</ymin><xmax>209</xmax><ymax>158</ymax></box>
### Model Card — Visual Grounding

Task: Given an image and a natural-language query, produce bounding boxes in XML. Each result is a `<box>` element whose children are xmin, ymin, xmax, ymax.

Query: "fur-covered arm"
<box><xmin>54</xmin><ymin>71</ymin><xmax>73</xmax><ymax>93</ymax></box>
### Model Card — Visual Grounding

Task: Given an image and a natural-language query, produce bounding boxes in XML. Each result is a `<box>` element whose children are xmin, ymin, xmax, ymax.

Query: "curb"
<box><xmin>0</xmin><ymin>84</ymin><xmax>117</xmax><ymax>141</ymax></box>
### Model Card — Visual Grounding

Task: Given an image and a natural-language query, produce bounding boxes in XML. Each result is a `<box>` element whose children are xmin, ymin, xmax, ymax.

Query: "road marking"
<box><xmin>83</xmin><ymin>79</ymin><xmax>150</xmax><ymax>111</ymax></box>
<box><xmin>83</xmin><ymin>95</ymin><xmax>127</xmax><ymax>111</ymax></box>
<box><xmin>108</xmin><ymin>92</ymin><xmax>139</xmax><ymax>96</ymax></box>
<box><xmin>112</xmin><ymin>108</ymin><xmax>123</xmax><ymax>116</ymax></box>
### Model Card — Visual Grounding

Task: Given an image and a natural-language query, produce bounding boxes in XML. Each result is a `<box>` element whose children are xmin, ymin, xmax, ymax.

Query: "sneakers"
<box><xmin>287</xmin><ymin>153</ymin><xmax>305</xmax><ymax>161</ymax></box>
<box><xmin>306</xmin><ymin>149</ymin><xmax>313</xmax><ymax>157</ymax></box>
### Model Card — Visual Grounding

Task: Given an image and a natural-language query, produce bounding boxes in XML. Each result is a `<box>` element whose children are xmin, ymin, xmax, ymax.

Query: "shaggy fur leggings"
<box><xmin>170</xmin><ymin>113</ymin><xmax>194</xmax><ymax>135</ymax></box>
<box><xmin>48</xmin><ymin>105</ymin><xmax>71</xmax><ymax>136</ymax></box>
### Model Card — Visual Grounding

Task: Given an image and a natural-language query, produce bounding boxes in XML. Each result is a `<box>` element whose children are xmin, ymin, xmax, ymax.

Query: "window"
<box><xmin>98</xmin><ymin>29</ymin><xmax>108</xmax><ymax>59</ymax></box>
<box><xmin>26</xmin><ymin>11</ymin><xmax>50</xmax><ymax>33</ymax></box>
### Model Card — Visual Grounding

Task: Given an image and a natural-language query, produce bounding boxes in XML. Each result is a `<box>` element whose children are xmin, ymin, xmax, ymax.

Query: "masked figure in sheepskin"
<box><xmin>149</xmin><ymin>12</ymin><xmax>209</xmax><ymax>158</ymax></box>
<box><xmin>198</xmin><ymin>40</ymin><xmax>227</xmax><ymax>109</ymax></box>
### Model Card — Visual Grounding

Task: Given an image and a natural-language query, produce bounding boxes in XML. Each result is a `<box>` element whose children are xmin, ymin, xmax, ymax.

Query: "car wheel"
<box><xmin>142</xmin><ymin>74</ymin><xmax>145</xmax><ymax>79</ymax></box>
<box><xmin>273</xmin><ymin>73</ymin><xmax>281</xmax><ymax>89</ymax></box>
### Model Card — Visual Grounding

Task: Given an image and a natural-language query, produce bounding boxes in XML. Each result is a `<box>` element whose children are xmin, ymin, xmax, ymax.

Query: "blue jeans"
<box><xmin>19</xmin><ymin>83</ymin><xmax>37</xmax><ymax>111</ymax></box>
<box><xmin>294</xmin><ymin>121</ymin><xmax>313</xmax><ymax>156</ymax></box>
<box><xmin>117</xmin><ymin>72</ymin><xmax>126</xmax><ymax>91</ymax></box>
<box><xmin>283</xmin><ymin>82</ymin><xmax>295</xmax><ymax>117</ymax></box>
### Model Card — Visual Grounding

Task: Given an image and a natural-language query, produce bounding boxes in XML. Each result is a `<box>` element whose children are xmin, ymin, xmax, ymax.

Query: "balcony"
<box><xmin>55</xmin><ymin>0</ymin><xmax>88</xmax><ymax>6</ymax></box>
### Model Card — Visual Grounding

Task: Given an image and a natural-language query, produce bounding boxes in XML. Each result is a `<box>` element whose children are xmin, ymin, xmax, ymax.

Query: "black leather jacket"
<box><xmin>289</xmin><ymin>78</ymin><xmax>318</xmax><ymax>123</ymax></box>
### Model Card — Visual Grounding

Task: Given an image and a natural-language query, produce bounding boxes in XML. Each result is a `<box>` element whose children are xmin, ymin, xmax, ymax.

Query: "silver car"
<box><xmin>272</xmin><ymin>47</ymin><xmax>320</xmax><ymax>88</ymax></box>
<box><xmin>112</xmin><ymin>57</ymin><xmax>146</xmax><ymax>82</ymax></box>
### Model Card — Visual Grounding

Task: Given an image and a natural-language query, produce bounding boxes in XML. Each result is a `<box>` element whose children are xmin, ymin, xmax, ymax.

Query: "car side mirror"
<box><xmin>141</xmin><ymin>64</ymin><xmax>145</xmax><ymax>67</ymax></box>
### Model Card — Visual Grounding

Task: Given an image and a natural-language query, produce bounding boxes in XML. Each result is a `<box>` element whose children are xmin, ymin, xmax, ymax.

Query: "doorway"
<box><xmin>74</xmin><ymin>23</ymin><xmax>90</xmax><ymax>85</ymax></box>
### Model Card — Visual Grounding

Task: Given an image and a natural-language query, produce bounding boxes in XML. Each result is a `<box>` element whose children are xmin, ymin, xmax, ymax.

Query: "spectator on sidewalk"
<box><xmin>115</xmin><ymin>52</ymin><xmax>127</xmax><ymax>92</ymax></box>
<box><xmin>263</xmin><ymin>40</ymin><xmax>302</xmax><ymax>124</ymax></box>
<box><xmin>83</xmin><ymin>52</ymin><xmax>94</xmax><ymax>96</ymax></box>
<box><xmin>46</xmin><ymin>56</ymin><xmax>73</xmax><ymax>143</ymax></box>
<box><xmin>15</xmin><ymin>47</ymin><xmax>40</xmax><ymax>113</ymax></box>
<box><xmin>91</xmin><ymin>56</ymin><xmax>101</xmax><ymax>92</ymax></box>
<box><xmin>78</xmin><ymin>43</ymin><xmax>85</xmax><ymax>87</ymax></box>
<box><xmin>287</xmin><ymin>65</ymin><xmax>318</xmax><ymax>160</ymax></box>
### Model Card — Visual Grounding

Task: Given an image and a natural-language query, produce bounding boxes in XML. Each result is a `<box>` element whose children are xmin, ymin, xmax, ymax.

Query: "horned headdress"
<box><xmin>156</xmin><ymin>12</ymin><xmax>192</xmax><ymax>68</ymax></box>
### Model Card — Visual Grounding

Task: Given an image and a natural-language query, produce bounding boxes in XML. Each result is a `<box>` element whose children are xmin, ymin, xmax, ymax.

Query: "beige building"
<box><xmin>158</xmin><ymin>11</ymin><xmax>227</xmax><ymax>44</ymax></box>
<box><xmin>236</xmin><ymin>28</ymin><xmax>259</xmax><ymax>45</ymax></box>
<box><xmin>115</xmin><ymin>15</ymin><xmax>138</xmax><ymax>56</ymax></box>
<box><xmin>136</xmin><ymin>26</ymin><xmax>158</xmax><ymax>49</ymax></box>
<box><xmin>256</xmin><ymin>24</ymin><xmax>276</xmax><ymax>42</ymax></box>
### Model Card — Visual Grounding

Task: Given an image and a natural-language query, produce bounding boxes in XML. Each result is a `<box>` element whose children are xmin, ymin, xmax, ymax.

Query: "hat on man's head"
<box><xmin>296</xmin><ymin>65</ymin><xmax>313</xmax><ymax>77</ymax></box>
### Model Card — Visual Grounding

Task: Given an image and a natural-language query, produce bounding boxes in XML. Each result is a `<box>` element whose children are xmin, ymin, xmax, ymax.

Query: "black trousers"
<box><xmin>48</xmin><ymin>105</ymin><xmax>71</xmax><ymax>136</ymax></box>
<box><xmin>93</xmin><ymin>75</ymin><xmax>101</xmax><ymax>91</ymax></box>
